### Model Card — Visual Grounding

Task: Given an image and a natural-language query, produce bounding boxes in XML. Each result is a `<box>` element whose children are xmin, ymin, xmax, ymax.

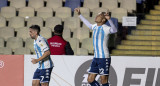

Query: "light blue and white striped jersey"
<box><xmin>34</xmin><ymin>35</ymin><xmax>53</xmax><ymax>69</ymax></box>
<box><xmin>79</xmin><ymin>15</ymin><xmax>117</xmax><ymax>58</ymax></box>
<box><xmin>92</xmin><ymin>24</ymin><xmax>111</xmax><ymax>58</ymax></box>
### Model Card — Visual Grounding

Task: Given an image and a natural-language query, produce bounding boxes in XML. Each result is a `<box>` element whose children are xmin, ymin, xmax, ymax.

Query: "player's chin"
<box><xmin>95</xmin><ymin>20</ymin><xmax>100</xmax><ymax>23</ymax></box>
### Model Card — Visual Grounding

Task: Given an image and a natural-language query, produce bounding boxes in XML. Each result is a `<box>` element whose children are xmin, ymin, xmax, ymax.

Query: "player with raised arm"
<box><xmin>29</xmin><ymin>25</ymin><xmax>53</xmax><ymax>86</ymax></box>
<box><xmin>75</xmin><ymin>8</ymin><xmax>117</xmax><ymax>86</ymax></box>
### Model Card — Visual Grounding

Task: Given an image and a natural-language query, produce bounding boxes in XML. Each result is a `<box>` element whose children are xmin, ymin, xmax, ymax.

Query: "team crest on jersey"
<box><xmin>40</xmin><ymin>44</ymin><xmax>43</xmax><ymax>47</ymax></box>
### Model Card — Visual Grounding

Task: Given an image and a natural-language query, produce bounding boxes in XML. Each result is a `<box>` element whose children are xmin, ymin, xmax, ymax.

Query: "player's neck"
<box><xmin>97</xmin><ymin>23</ymin><xmax>103</xmax><ymax>26</ymax></box>
<box><xmin>35</xmin><ymin>35</ymin><xmax>38</xmax><ymax>40</ymax></box>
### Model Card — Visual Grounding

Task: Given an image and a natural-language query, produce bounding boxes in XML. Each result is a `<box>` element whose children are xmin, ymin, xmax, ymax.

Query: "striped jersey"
<box><xmin>91</xmin><ymin>24</ymin><xmax>111</xmax><ymax>58</ymax></box>
<box><xmin>34</xmin><ymin>35</ymin><xmax>53</xmax><ymax>69</ymax></box>
<box><xmin>79</xmin><ymin>15</ymin><xmax>117</xmax><ymax>58</ymax></box>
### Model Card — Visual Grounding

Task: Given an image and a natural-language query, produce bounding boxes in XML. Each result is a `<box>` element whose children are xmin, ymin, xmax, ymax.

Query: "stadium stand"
<box><xmin>27</xmin><ymin>17</ymin><xmax>43</xmax><ymax>27</ymax></box>
<box><xmin>81</xmin><ymin>38</ymin><xmax>94</xmax><ymax>54</ymax></box>
<box><xmin>112</xmin><ymin>1</ymin><xmax>160</xmax><ymax>56</ymax></box>
<box><xmin>74</xmin><ymin>48</ymin><xmax>89</xmax><ymax>55</ymax></box>
<box><xmin>64</xmin><ymin>17</ymin><xmax>80</xmax><ymax>31</ymax></box>
<box><xmin>0</xmin><ymin>38</ymin><xmax>4</xmax><ymax>48</ymax></box>
<box><xmin>45</xmin><ymin>17</ymin><xmax>62</xmax><ymax>31</ymax></box>
<box><xmin>14</xmin><ymin>47</ymin><xmax>31</xmax><ymax>55</ymax></box>
<box><xmin>111</xmin><ymin>8</ymin><xmax>128</xmax><ymax>23</ymax></box>
<box><xmin>37</xmin><ymin>7</ymin><xmax>53</xmax><ymax>20</ymax></box>
<box><xmin>10</xmin><ymin>0</ymin><xmax>26</xmax><ymax>10</ymax></box>
<box><xmin>28</xmin><ymin>0</ymin><xmax>44</xmax><ymax>11</ymax></box>
<box><xmin>0</xmin><ymin>27</ymin><xmax>14</xmax><ymax>41</ymax></box>
<box><xmin>8</xmin><ymin>17</ymin><xmax>25</xmax><ymax>31</ymax></box>
<box><xmin>40</xmin><ymin>27</ymin><xmax>52</xmax><ymax>39</ymax></box>
<box><xmin>16</xmin><ymin>27</ymin><xmax>30</xmax><ymax>41</ymax></box>
<box><xmin>0</xmin><ymin>16</ymin><xmax>6</xmax><ymax>27</ymax></box>
<box><xmin>62</xmin><ymin>27</ymin><xmax>71</xmax><ymax>39</ymax></box>
<box><xmin>0</xmin><ymin>47</ymin><xmax>12</xmax><ymax>55</ymax></box>
<box><xmin>73</xmin><ymin>28</ymin><xmax>90</xmax><ymax>42</ymax></box>
<box><xmin>1</xmin><ymin>7</ymin><xmax>16</xmax><ymax>20</ymax></box>
<box><xmin>66</xmin><ymin>38</ymin><xmax>80</xmax><ymax>51</ymax></box>
<box><xmin>83</xmin><ymin>0</ymin><xmax>99</xmax><ymax>12</ymax></box>
<box><xmin>117</xmin><ymin>0</ymin><xmax>122</xmax><ymax>3</ymax></box>
<box><xmin>25</xmin><ymin>38</ymin><xmax>35</xmax><ymax>54</ymax></box>
<box><xmin>101</xmin><ymin>0</ymin><xmax>118</xmax><ymax>10</ymax></box>
<box><xmin>46</xmin><ymin>0</ymin><xmax>63</xmax><ymax>10</ymax></box>
<box><xmin>55</xmin><ymin>7</ymin><xmax>71</xmax><ymax>21</ymax></box>
<box><xmin>0</xmin><ymin>0</ymin><xmax>159</xmax><ymax>56</ymax></box>
<box><xmin>18</xmin><ymin>7</ymin><xmax>35</xmax><ymax>20</ymax></box>
<box><xmin>73</xmin><ymin>7</ymin><xmax>90</xmax><ymax>18</ymax></box>
<box><xmin>121</xmin><ymin>0</ymin><xmax>137</xmax><ymax>13</ymax></box>
<box><xmin>6</xmin><ymin>37</ymin><xmax>23</xmax><ymax>52</ymax></box>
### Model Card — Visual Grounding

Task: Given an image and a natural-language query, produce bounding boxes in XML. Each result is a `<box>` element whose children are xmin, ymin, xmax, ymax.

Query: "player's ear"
<box><xmin>35</xmin><ymin>30</ymin><xmax>38</xmax><ymax>35</ymax></box>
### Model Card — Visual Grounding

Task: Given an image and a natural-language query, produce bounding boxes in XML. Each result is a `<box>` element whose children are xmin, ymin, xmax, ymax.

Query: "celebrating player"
<box><xmin>75</xmin><ymin>8</ymin><xmax>117</xmax><ymax>86</ymax></box>
<box><xmin>29</xmin><ymin>25</ymin><xmax>53</xmax><ymax>86</ymax></box>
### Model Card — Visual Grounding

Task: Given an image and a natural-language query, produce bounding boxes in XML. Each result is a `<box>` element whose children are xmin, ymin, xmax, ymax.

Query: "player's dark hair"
<box><xmin>30</xmin><ymin>25</ymin><xmax>41</xmax><ymax>35</ymax></box>
<box><xmin>54</xmin><ymin>25</ymin><xmax>64</xmax><ymax>34</ymax></box>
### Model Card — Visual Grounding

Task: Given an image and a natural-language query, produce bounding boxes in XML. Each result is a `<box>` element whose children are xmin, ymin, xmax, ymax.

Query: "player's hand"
<box><xmin>31</xmin><ymin>58</ymin><xmax>38</xmax><ymax>64</ymax></box>
<box><xmin>74</xmin><ymin>8</ymin><xmax>81</xmax><ymax>15</ymax></box>
<box><xmin>104</xmin><ymin>11</ymin><xmax>111</xmax><ymax>20</ymax></box>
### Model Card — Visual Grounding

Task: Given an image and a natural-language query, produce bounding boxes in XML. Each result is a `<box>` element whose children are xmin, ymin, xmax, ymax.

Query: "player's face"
<box><xmin>29</xmin><ymin>28</ymin><xmax>37</xmax><ymax>39</ymax></box>
<box><xmin>95</xmin><ymin>12</ymin><xmax>105</xmax><ymax>23</ymax></box>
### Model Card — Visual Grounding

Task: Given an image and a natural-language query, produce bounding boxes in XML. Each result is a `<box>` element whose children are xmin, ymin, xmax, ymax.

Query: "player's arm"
<box><xmin>74</xmin><ymin>8</ymin><xmax>92</xmax><ymax>29</ymax></box>
<box><xmin>32</xmin><ymin>50</ymin><xmax>50</xmax><ymax>64</ymax></box>
<box><xmin>105</xmin><ymin>12</ymin><xmax>117</xmax><ymax>34</ymax></box>
<box><xmin>31</xmin><ymin>40</ymin><xmax>50</xmax><ymax>64</ymax></box>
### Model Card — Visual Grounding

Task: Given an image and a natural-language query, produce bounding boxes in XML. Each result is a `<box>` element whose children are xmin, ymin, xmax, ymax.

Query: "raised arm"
<box><xmin>105</xmin><ymin>12</ymin><xmax>117</xmax><ymax>34</ymax></box>
<box><xmin>108</xmin><ymin>19</ymin><xmax>117</xmax><ymax>33</ymax></box>
<box><xmin>75</xmin><ymin>8</ymin><xmax>92</xmax><ymax>29</ymax></box>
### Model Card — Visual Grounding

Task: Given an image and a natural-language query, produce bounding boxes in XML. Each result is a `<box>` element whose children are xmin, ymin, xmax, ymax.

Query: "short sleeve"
<box><xmin>91</xmin><ymin>24</ymin><xmax>97</xmax><ymax>30</ymax></box>
<box><xmin>103</xmin><ymin>25</ymin><xmax>111</xmax><ymax>34</ymax></box>
<box><xmin>38</xmin><ymin>39</ymin><xmax>49</xmax><ymax>52</ymax></box>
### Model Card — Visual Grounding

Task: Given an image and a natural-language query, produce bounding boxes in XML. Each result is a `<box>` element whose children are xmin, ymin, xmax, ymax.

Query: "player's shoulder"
<box><xmin>102</xmin><ymin>24</ymin><xmax>110</xmax><ymax>28</ymax></box>
<box><xmin>37</xmin><ymin>36</ymin><xmax>46</xmax><ymax>43</ymax></box>
<box><xmin>91</xmin><ymin>24</ymin><xmax>97</xmax><ymax>29</ymax></box>
<box><xmin>92</xmin><ymin>24</ymin><xmax>97</xmax><ymax>27</ymax></box>
<box><xmin>102</xmin><ymin>24</ymin><xmax>111</xmax><ymax>32</ymax></box>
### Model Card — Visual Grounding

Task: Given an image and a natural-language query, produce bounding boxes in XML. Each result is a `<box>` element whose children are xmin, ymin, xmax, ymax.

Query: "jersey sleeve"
<box><xmin>103</xmin><ymin>25</ymin><xmax>112</xmax><ymax>34</ymax></box>
<box><xmin>79</xmin><ymin>15</ymin><xmax>93</xmax><ymax>29</ymax></box>
<box><xmin>38</xmin><ymin>39</ymin><xmax>50</xmax><ymax>52</ymax></box>
<box><xmin>108</xmin><ymin>19</ymin><xmax>117</xmax><ymax>34</ymax></box>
